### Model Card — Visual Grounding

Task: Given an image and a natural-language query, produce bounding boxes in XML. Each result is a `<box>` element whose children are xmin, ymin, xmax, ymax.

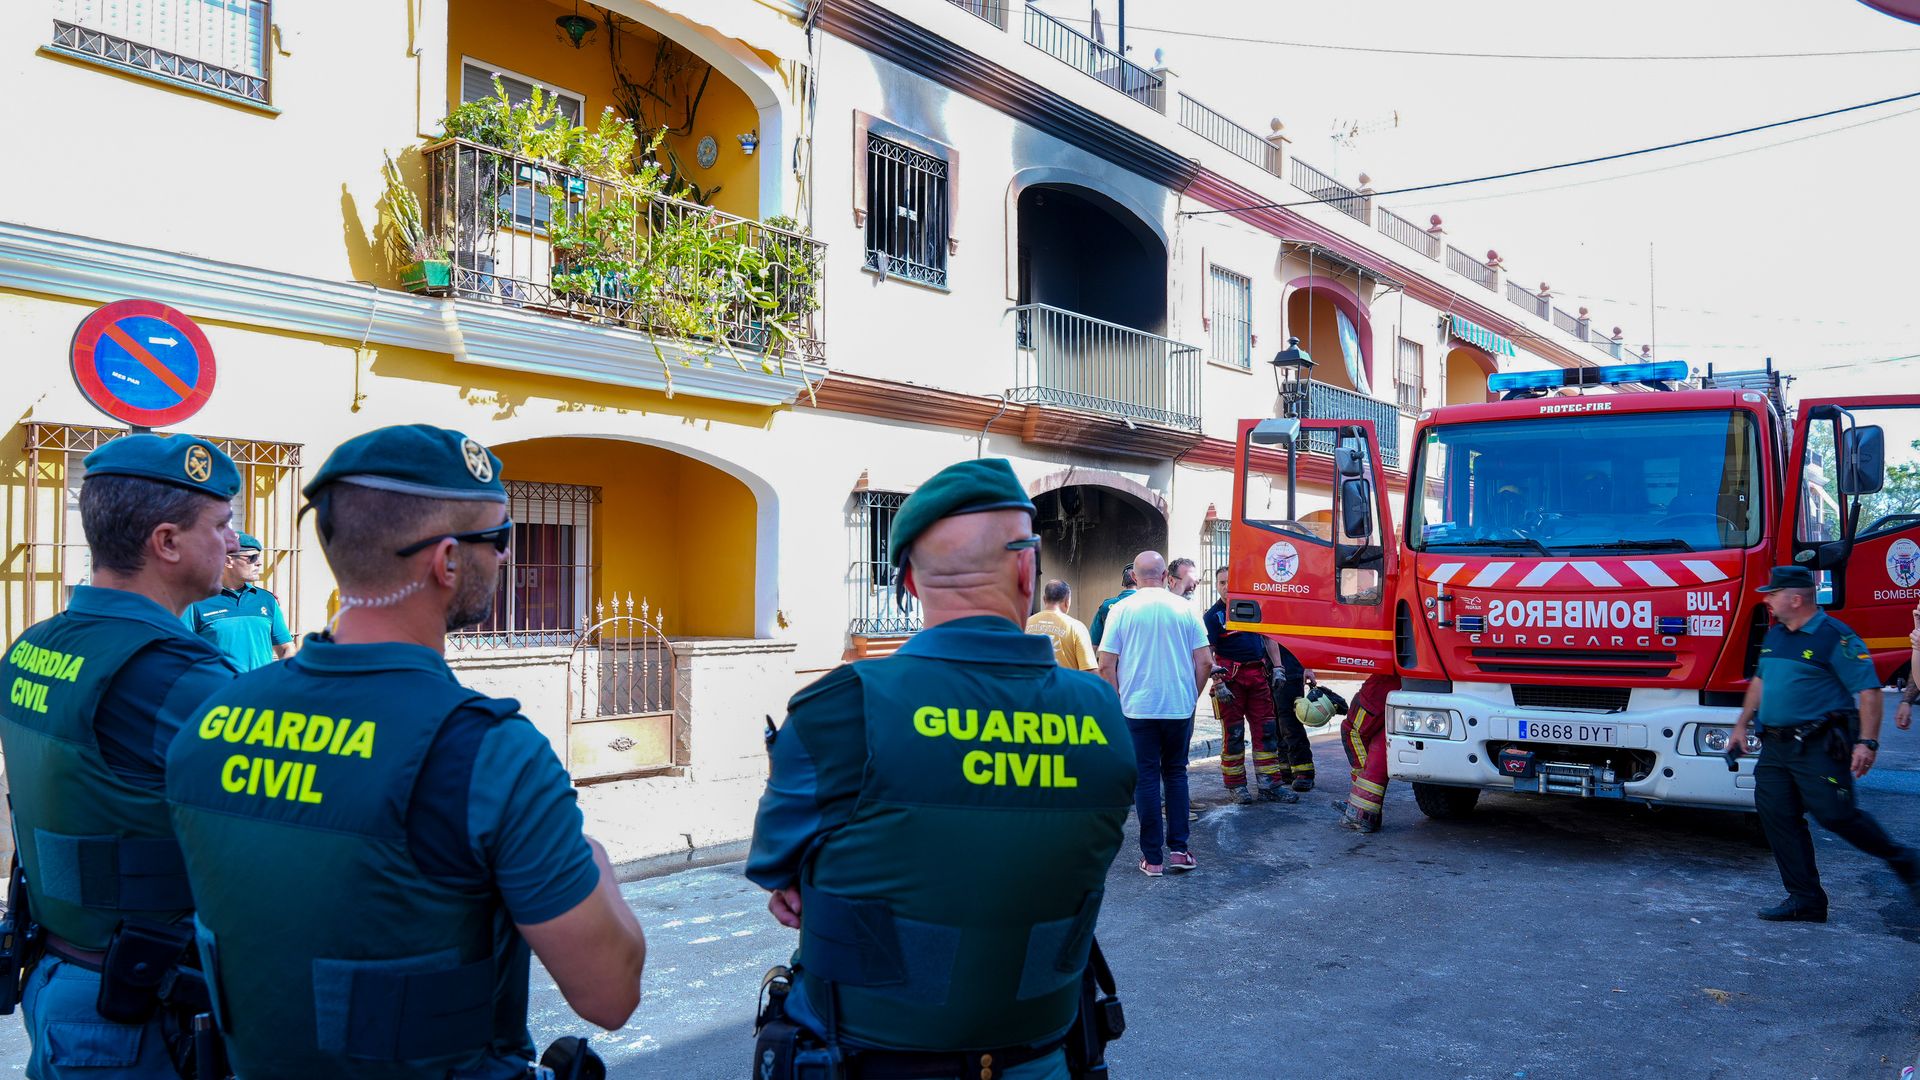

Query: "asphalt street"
<box><xmin>3</xmin><ymin>698</ymin><xmax>1916</xmax><ymax>1078</ymax></box>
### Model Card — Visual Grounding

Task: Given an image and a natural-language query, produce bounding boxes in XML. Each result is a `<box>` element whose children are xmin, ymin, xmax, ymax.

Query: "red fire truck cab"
<box><xmin>1227</xmin><ymin>361</ymin><xmax>1920</xmax><ymax>819</ymax></box>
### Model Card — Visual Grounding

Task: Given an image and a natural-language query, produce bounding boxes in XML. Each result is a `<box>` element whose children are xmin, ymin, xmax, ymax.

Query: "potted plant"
<box><xmin>380</xmin><ymin>152</ymin><xmax>453</xmax><ymax>294</ymax></box>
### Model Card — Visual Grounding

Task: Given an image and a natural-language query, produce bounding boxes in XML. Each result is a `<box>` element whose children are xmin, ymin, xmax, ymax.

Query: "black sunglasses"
<box><xmin>395</xmin><ymin>521</ymin><xmax>514</xmax><ymax>557</ymax></box>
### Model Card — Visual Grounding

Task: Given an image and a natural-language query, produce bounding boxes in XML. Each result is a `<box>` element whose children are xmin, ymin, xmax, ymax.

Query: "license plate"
<box><xmin>1514</xmin><ymin>719</ymin><xmax>1618</xmax><ymax>746</ymax></box>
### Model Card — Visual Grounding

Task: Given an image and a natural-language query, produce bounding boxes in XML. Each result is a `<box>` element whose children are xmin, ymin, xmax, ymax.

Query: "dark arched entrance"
<box><xmin>1032</xmin><ymin>483</ymin><xmax>1168</xmax><ymax>623</ymax></box>
<box><xmin>1017</xmin><ymin>185</ymin><xmax>1167</xmax><ymax>334</ymax></box>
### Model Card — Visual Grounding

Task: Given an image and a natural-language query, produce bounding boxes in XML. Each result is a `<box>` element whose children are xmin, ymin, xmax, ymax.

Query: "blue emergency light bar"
<box><xmin>1488</xmin><ymin>361</ymin><xmax>1689</xmax><ymax>398</ymax></box>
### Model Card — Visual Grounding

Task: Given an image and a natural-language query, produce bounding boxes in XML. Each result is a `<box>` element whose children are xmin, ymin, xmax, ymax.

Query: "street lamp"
<box><xmin>1270</xmin><ymin>337</ymin><xmax>1314</xmax><ymax>417</ymax></box>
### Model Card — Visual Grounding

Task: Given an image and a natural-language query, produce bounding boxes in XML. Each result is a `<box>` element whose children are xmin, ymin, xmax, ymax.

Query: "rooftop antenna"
<box><xmin>1328</xmin><ymin>109</ymin><xmax>1401</xmax><ymax>180</ymax></box>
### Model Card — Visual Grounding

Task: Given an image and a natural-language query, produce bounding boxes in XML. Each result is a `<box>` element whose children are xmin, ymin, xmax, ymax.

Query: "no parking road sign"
<box><xmin>70</xmin><ymin>299</ymin><xmax>217</xmax><ymax>429</ymax></box>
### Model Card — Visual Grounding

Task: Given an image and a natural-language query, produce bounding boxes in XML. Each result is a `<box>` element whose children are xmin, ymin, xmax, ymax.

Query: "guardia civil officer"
<box><xmin>747</xmin><ymin>458</ymin><xmax>1137</xmax><ymax>1079</ymax></box>
<box><xmin>0</xmin><ymin>433</ymin><xmax>241</xmax><ymax>1079</ymax></box>
<box><xmin>165</xmin><ymin>425</ymin><xmax>647</xmax><ymax>1078</ymax></box>
<box><xmin>1729</xmin><ymin>566</ymin><xmax>1920</xmax><ymax>922</ymax></box>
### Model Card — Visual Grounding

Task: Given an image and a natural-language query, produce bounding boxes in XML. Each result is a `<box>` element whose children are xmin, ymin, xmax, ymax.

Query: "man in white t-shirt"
<box><xmin>1098</xmin><ymin>550</ymin><xmax>1213</xmax><ymax>876</ymax></box>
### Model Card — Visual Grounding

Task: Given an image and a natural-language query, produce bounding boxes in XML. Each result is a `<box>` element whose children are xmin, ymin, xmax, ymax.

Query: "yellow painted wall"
<box><xmin>448</xmin><ymin>0</ymin><xmax>762</xmax><ymax>220</ymax></box>
<box><xmin>493</xmin><ymin>437</ymin><xmax>756</xmax><ymax>637</ymax></box>
<box><xmin>1286</xmin><ymin>290</ymin><xmax>1359</xmax><ymax>393</ymax></box>
<box><xmin>1444</xmin><ymin>347</ymin><xmax>1491</xmax><ymax>405</ymax></box>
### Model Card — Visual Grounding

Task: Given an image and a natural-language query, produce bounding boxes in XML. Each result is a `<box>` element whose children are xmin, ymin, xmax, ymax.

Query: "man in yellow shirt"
<box><xmin>1027</xmin><ymin>579</ymin><xmax>1099</xmax><ymax>671</ymax></box>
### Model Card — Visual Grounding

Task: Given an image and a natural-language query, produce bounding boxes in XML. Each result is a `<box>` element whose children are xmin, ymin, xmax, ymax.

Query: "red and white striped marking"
<box><xmin>1424</xmin><ymin>557</ymin><xmax>1734</xmax><ymax>589</ymax></box>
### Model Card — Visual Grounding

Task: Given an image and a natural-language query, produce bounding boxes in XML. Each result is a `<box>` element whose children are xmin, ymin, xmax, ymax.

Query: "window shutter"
<box><xmin>461</xmin><ymin>62</ymin><xmax>584</xmax><ymax>125</ymax></box>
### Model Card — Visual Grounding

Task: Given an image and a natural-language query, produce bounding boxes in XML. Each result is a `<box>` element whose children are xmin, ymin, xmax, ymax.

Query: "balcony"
<box><xmin>1291</xmin><ymin>158</ymin><xmax>1368</xmax><ymax>223</ymax></box>
<box><xmin>1023</xmin><ymin>6</ymin><xmax>1165</xmax><ymax>111</ymax></box>
<box><xmin>1010</xmin><ymin>304</ymin><xmax>1201</xmax><ymax>431</ymax></box>
<box><xmin>417</xmin><ymin>139</ymin><xmax>825</xmax><ymax>365</ymax></box>
<box><xmin>1378</xmin><ymin>208</ymin><xmax>1439</xmax><ymax>259</ymax></box>
<box><xmin>1178</xmin><ymin>94</ymin><xmax>1280</xmax><ymax>175</ymax></box>
<box><xmin>1447</xmin><ymin>246</ymin><xmax>1496</xmax><ymax>291</ymax></box>
<box><xmin>1506</xmin><ymin>280</ymin><xmax>1549</xmax><ymax>320</ymax></box>
<box><xmin>945</xmin><ymin>0</ymin><xmax>1010</xmax><ymax>28</ymax></box>
<box><xmin>1292</xmin><ymin>380</ymin><xmax>1402</xmax><ymax>470</ymax></box>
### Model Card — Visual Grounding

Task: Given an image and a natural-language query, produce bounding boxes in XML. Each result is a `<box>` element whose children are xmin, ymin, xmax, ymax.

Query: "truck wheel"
<box><xmin>1413</xmin><ymin>782</ymin><xmax>1480</xmax><ymax>820</ymax></box>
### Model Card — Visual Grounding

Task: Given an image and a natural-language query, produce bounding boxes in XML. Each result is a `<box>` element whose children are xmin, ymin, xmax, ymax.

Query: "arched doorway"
<box><xmin>1031</xmin><ymin>479</ymin><xmax>1168</xmax><ymax>624</ymax></box>
<box><xmin>1285</xmin><ymin>280</ymin><xmax>1374</xmax><ymax>395</ymax></box>
<box><xmin>1443</xmin><ymin>345</ymin><xmax>1496</xmax><ymax>405</ymax></box>
<box><xmin>485</xmin><ymin>436</ymin><xmax>759</xmax><ymax>641</ymax></box>
<box><xmin>1016</xmin><ymin>184</ymin><xmax>1168</xmax><ymax>333</ymax></box>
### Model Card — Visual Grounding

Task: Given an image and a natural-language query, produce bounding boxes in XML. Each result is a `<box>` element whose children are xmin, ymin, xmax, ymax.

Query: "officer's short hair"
<box><xmin>313</xmin><ymin>484</ymin><xmax>496</xmax><ymax>589</ymax></box>
<box><xmin>80</xmin><ymin>475</ymin><xmax>225</xmax><ymax>575</ymax></box>
<box><xmin>1043</xmin><ymin>579</ymin><xmax>1071</xmax><ymax>604</ymax></box>
<box><xmin>1121</xmin><ymin>565</ymin><xmax>1137</xmax><ymax>588</ymax></box>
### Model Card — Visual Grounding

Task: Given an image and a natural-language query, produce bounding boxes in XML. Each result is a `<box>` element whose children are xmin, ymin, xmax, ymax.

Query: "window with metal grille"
<box><xmin>1394</xmin><ymin>336</ymin><xmax>1424</xmax><ymax>415</ymax></box>
<box><xmin>1208</xmin><ymin>266</ymin><xmax>1253</xmax><ymax>368</ymax></box>
<box><xmin>51</xmin><ymin>0</ymin><xmax>271</xmax><ymax>103</ymax></box>
<box><xmin>461</xmin><ymin>59</ymin><xmax>586</xmax><ymax>231</ymax></box>
<box><xmin>850</xmin><ymin>490</ymin><xmax>922</xmax><ymax>635</ymax></box>
<box><xmin>864</xmin><ymin>134</ymin><xmax>950</xmax><ymax>288</ymax></box>
<box><xmin>13</xmin><ymin>424</ymin><xmax>301</xmax><ymax>643</ymax></box>
<box><xmin>1196</xmin><ymin>517</ymin><xmax>1232</xmax><ymax>610</ymax></box>
<box><xmin>452</xmin><ymin>480</ymin><xmax>599</xmax><ymax>649</ymax></box>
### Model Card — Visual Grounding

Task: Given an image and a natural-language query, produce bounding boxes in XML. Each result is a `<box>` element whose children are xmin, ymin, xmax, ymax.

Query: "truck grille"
<box><xmin>1510</xmin><ymin>685</ymin><xmax>1632</xmax><ymax>712</ymax></box>
<box><xmin>1469</xmin><ymin>647</ymin><xmax>1679</xmax><ymax>679</ymax></box>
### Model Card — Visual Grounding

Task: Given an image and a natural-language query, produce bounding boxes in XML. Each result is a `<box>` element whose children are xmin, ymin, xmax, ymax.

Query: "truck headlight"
<box><xmin>1695</xmin><ymin>725</ymin><xmax>1760</xmax><ymax>755</ymax></box>
<box><xmin>1390</xmin><ymin>707</ymin><xmax>1457</xmax><ymax>739</ymax></box>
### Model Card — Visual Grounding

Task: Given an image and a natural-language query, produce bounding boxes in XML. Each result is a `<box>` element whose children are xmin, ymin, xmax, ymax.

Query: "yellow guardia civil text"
<box><xmin>6</xmin><ymin>641</ymin><xmax>85</xmax><ymax>715</ymax></box>
<box><xmin>193</xmin><ymin>704</ymin><xmax>378</xmax><ymax>804</ymax></box>
<box><xmin>912</xmin><ymin>706</ymin><xmax>1109</xmax><ymax>788</ymax></box>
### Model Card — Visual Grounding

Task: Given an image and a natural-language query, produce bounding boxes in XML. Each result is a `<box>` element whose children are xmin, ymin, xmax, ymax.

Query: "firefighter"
<box><xmin>1336</xmin><ymin>674</ymin><xmax>1400</xmax><ymax>832</ymax></box>
<box><xmin>1730</xmin><ymin>567</ymin><xmax>1920</xmax><ymax>922</ymax></box>
<box><xmin>1203</xmin><ymin>567</ymin><xmax>1294</xmax><ymax>804</ymax></box>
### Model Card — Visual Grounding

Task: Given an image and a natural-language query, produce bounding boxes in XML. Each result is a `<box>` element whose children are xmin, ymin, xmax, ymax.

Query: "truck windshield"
<box><xmin>1409</xmin><ymin>408</ymin><xmax>1762</xmax><ymax>554</ymax></box>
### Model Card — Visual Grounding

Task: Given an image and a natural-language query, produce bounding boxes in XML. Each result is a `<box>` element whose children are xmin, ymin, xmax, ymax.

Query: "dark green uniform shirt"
<box><xmin>1755</xmin><ymin>611</ymin><xmax>1879</xmax><ymax>728</ymax></box>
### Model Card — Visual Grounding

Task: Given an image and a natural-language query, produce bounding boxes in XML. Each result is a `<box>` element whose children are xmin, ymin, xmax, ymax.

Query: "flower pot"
<box><xmin>400</xmin><ymin>259</ymin><xmax>452</xmax><ymax>294</ymax></box>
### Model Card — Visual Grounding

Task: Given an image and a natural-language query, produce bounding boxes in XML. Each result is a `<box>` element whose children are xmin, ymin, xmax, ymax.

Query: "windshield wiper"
<box><xmin>1561</xmin><ymin>538</ymin><xmax>1696</xmax><ymax>553</ymax></box>
<box><xmin>1426</xmin><ymin>537</ymin><xmax>1555</xmax><ymax>557</ymax></box>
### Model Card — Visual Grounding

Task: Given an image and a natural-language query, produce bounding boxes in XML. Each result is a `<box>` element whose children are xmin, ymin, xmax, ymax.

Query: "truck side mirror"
<box><xmin>1341</xmin><ymin>478</ymin><xmax>1374</xmax><ymax>538</ymax></box>
<box><xmin>1839</xmin><ymin>425</ymin><xmax>1884</xmax><ymax>496</ymax></box>
<box><xmin>1334</xmin><ymin>445</ymin><xmax>1365</xmax><ymax>479</ymax></box>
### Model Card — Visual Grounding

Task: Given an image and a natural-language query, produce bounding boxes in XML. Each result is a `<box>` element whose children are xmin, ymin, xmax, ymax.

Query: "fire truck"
<box><xmin>1227</xmin><ymin>360</ymin><xmax>1920</xmax><ymax>820</ymax></box>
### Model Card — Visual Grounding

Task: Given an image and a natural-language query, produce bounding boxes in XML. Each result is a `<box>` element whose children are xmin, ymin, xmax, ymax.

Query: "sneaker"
<box><xmin>1292</xmin><ymin>774</ymin><xmax>1316</xmax><ymax>793</ymax></box>
<box><xmin>1229</xmin><ymin>786</ymin><xmax>1255</xmax><ymax>806</ymax></box>
<box><xmin>1258</xmin><ymin>785</ymin><xmax>1299</xmax><ymax>804</ymax></box>
<box><xmin>1755</xmin><ymin>899</ymin><xmax>1827</xmax><ymax>923</ymax></box>
<box><xmin>1165</xmin><ymin>851</ymin><xmax>1197</xmax><ymax>873</ymax></box>
<box><xmin>1139</xmin><ymin>859</ymin><xmax>1163</xmax><ymax>877</ymax></box>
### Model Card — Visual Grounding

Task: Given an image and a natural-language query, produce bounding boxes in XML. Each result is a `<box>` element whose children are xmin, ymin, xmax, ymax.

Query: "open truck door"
<box><xmin>1226</xmin><ymin>416</ymin><xmax>1399</xmax><ymax>675</ymax></box>
<box><xmin>1780</xmin><ymin>394</ymin><xmax>1920</xmax><ymax>677</ymax></box>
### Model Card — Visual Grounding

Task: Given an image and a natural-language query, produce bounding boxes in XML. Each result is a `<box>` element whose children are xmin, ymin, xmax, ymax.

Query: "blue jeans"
<box><xmin>22</xmin><ymin>956</ymin><xmax>182</xmax><ymax>1079</ymax></box>
<box><xmin>1127</xmin><ymin>714</ymin><xmax>1193</xmax><ymax>864</ymax></box>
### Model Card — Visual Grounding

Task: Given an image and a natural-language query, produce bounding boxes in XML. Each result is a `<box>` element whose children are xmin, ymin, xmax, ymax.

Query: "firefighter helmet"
<box><xmin>1295</xmin><ymin>685</ymin><xmax>1348</xmax><ymax>729</ymax></box>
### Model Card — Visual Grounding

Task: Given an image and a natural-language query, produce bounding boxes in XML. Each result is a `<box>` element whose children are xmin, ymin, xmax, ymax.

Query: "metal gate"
<box><xmin>565</xmin><ymin>596</ymin><xmax>681</xmax><ymax>784</ymax></box>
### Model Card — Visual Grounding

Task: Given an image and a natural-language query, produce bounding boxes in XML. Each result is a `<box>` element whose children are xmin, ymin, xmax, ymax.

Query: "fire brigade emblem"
<box><xmin>1265</xmin><ymin>540</ymin><xmax>1300</xmax><ymax>583</ymax></box>
<box><xmin>1889</xmin><ymin>538</ymin><xmax>1920</xmax><ymax>588</ymax></box>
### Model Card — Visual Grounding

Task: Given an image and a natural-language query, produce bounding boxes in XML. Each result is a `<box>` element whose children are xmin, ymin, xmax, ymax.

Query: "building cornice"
<box><xmin>0</xmin><ymin>222</ymin><xmax>823</xmax><ymax>408</ymax></box>
<box><xmin>817</xmin><ymin>0</ymin><xmax>1200</xmax><ymax>191</ymax></box>
<box><xmin>1182</xmin><ymin>171</ymin><xmax>1594</xmax><ymax>371</ymax></box>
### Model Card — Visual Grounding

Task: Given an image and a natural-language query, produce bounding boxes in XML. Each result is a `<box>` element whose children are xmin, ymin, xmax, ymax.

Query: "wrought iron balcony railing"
<box><xmin>1291</xmin><ymin>158</ymin><xmax>1368</xmax><ymax>223</ymax></box>
<box><xmin>946</xmin><ymin>0</ymin><xmax>1009</xmax><ymax>29</ymax></box>
<box><xmin>1507</xmin><ymin>280</ymin><xmax>1549</xmax><ymax>319</ymax></box>
<box><xmin>1446</xmin><ymin>245</ymin><xmax>1496</xmax><ymax>291</ymax></box>
<box><xmin>421</xmin><ymin>139</ymin><xmax>826</xmax><ymax>364</ymax></box>
<box><xmin>1010</xmin><ymin>304</ymin><xmax>1201</xmax><ymax>431</ymax></box>
<box><xmin>1290</xmin><ymin>380</ymin><xmax>1402</xmax><ymax>470</ymax></box>
<box><xmin>1378</xmin><ymin>208</ymin><xmax>1439</xmax><ymax>259</ymax></box>
<box><xmin>1023</xmin><ymin>5</ymin><xmax>1165</xmax><ymax>111</ymax></box>
<box><xmin>1178</xmin><ymin>94</ymin><xmax>1280</xmax><ymax>175</ymax></box>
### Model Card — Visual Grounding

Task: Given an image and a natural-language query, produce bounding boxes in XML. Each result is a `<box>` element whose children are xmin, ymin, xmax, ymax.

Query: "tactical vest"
<box><xmin>797</xmin><ymin>652</ymin><xmax>1136</xmax><ymax>1051</ymax></box>
<box><xmin>166</xmin><ymin>655</ymin><xmax>532</xmax><ymax>1079</ymax></box>
<box><xmin>0</xmin><ymin>612</ymin><xmax>197</xmax><ymax>948</ymax></box>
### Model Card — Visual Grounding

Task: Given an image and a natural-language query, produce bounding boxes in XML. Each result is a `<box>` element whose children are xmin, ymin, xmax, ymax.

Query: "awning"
<box><xmin>622</xmin><ymin>0</ymin><xmax>809</xmax><ymax>64</ymax></box>
<box><xmin>1447</xmin><ymin>314</ymin><xmax>1516</xmax><ymax>358</ymax></box>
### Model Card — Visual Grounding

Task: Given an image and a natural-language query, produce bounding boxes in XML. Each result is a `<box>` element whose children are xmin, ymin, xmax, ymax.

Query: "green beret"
<box><xmin>83</xmin><ymin>433</ymin><xmax>239</xmax><ymax>500</ymax></box>
<box><xmin>887</xmin><ymin>458</ymin><xmax>1036</xmax><ymax>568</ymax></box>
<box><xmin>1756</xmin><ymin>565</ymin><xmax>1817</xmax><ymax>593</ymax></box>
<box><xmin>235</xmin><ymin>532</ymin><xmax>263</xmax><ymax>552</ymax></box>
<box><xmin>303</xmin><ymin>425</ymin><xmax>506</xmax><ymax>503</ymax></box>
